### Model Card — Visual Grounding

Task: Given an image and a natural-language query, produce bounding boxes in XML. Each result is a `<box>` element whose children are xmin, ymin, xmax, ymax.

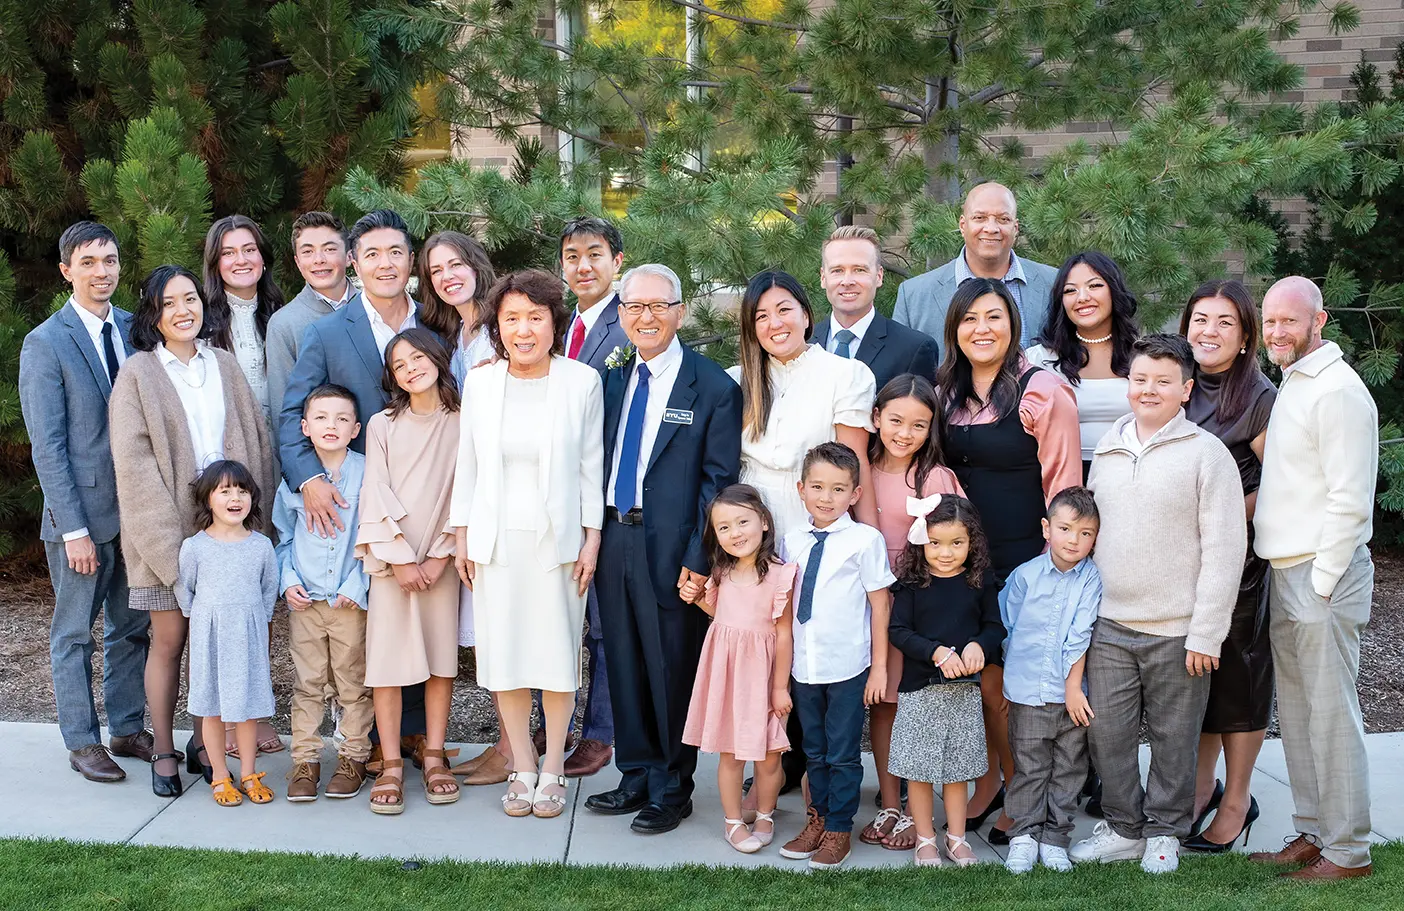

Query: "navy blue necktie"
<box><xmin>834</xmin><ymin>329</ymin><xmax>855</xmax><ymax>359</ymax></box>
<box><xmin>613</xmin><ymin>362</ymin><xmax>651</xmax><ymax>513</ymax></box>
<box><xmin>796</xmin><ymin>530</ymin><xmax>830</xmax><ymax>624</ymax></box>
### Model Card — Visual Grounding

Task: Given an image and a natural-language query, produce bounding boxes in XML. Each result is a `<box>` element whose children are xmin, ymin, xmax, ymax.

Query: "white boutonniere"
<box><xmin>605</xmin><ymin>343</ymin><xmax>636</xmax><ymax>370</ymax></box>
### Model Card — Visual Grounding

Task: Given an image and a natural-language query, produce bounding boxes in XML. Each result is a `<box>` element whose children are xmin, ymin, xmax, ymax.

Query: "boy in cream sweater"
<box><xmin>1073</xmin><ymin>334</ymin><xmax>1245</xmax><ymax>875</ymax></box>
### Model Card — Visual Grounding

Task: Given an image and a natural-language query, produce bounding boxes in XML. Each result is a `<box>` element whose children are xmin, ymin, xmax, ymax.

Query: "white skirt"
<box><xmin>472</xmin><ymin>530</ymin><xmax>585</xmax><ymax>693</ymax></box>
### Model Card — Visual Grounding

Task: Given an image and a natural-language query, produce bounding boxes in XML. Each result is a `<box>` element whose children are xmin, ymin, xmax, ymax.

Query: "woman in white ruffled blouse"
<box><xmin>202</xmin><ymin>215</ymin><xmax>286</xmax><ymax>420</ymax></box>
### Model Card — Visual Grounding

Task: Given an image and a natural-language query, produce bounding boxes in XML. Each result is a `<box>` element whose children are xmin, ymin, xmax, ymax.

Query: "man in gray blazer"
<box><xmin>264</xmin><ymin>211</ymin><xmax>354</xmax><ymax>420</ymax></box>
<box><xmin>893</xmin><ymin>182</ymin><xmax>1057</xmax><ymax>364</ymax></box>
<box><xmin>20</xmin><ymin>222</ymin><xmax>150</xmax><ymax>782</ymax></box>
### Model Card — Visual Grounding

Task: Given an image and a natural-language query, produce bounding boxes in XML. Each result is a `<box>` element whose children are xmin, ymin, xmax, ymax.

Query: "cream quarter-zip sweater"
<box><xmin>1253</xmin><ymin>341</ymin><xmax>1378</xmax><ymax>598</ymax></box>
<box><xmin>1087</xmin><ymin>410</ymin><xmax>1246</xmax><ymax>657</ymax></box>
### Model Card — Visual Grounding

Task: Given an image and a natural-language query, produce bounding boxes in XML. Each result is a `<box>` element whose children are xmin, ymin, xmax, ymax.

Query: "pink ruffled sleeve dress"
<box><xmin>682</xmin><ymin>563</ymin><xmax>798</xmax><ymax>762</ymax></box>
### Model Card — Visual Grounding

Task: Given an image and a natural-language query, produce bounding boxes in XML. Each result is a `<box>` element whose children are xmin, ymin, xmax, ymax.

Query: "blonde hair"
<box><xmin>822</xmin><ymin>225</ymin><xmax>881</xmax><ymax>265</ymax></box>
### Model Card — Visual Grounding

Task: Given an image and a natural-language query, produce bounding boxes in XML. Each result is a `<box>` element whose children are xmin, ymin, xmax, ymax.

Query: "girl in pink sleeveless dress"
<box><xmin>682</xmin><ymin>484</ymin><xmax>796</xmax><ymax>854</ymax></box>
<box><xmin>862</xmin><ymin>374</ymin><xmax>964</xmax><ymax>851</ymax></box>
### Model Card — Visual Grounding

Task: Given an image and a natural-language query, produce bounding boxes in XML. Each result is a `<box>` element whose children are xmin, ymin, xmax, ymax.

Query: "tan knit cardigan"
<box><xmin>109</xmin><ymin>347</ymin><xmax>276</xmax><ymax>590</ymax></box>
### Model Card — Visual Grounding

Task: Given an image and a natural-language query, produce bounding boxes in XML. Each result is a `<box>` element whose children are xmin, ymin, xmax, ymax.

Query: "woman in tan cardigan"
<box><xmin>110</xmin><ymin>264</ymin><xmax>275</xmax><ymax>793</ymax></box>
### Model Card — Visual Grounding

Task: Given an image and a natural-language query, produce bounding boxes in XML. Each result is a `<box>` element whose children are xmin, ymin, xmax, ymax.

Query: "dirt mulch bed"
<box><xmin>2</xmin><ymin>550</ymin><xmax>1402</xmax><ymax>739</ymax></box>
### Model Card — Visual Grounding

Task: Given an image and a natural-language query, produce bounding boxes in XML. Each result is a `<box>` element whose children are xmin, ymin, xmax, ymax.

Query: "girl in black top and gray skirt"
<box><xmin>888</xmin><ymin>495</ymin><xmax>1005</xmax><ymax>869</ymax></box>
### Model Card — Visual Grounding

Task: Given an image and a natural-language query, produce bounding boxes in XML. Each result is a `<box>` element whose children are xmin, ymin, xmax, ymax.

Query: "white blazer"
<box><xmin>450</xmin><ymin>356</ymin><xmax>605</xmax><ymax>567</ymax></box>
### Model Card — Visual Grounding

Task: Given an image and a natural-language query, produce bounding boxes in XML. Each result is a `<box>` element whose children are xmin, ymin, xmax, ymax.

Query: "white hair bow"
<box><xmin>906</xmin><ymin>494</ymin><xmax>943</xmax><ymax>545</ymax></box>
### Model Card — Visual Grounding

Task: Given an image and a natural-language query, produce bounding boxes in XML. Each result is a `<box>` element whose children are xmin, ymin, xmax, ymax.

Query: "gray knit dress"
<box><xmin>175</xmin><ymin>531</ymin><xmax>279</xmax><ymax>722</ymax></box>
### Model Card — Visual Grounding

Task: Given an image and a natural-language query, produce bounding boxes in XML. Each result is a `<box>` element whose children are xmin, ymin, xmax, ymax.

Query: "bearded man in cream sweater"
<box><xmin>1073</xmin><ymin>334</ymin><xmax>1246</xmax><ymax>875</ymax></box>
<box><xmin>1247</xmin><ymin>276</ymin><xmax>1378</xmax><ymax>882</ymax></box>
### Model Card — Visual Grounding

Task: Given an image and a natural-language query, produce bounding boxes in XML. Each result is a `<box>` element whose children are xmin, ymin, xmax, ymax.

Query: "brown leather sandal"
<box><xmin>421</xmin><ymin>748</ymin><xmax>461</xmax><ymax>805</ymax></box>
<box><xmin>241</xmin><ymin>771</ymin><xmax>274</xmax><ymax>804</ymax></box>
<box><xmin>369</xmin><ymin>759</ymin><xmax>405</xmax><ymax>815</ymax></box>
<box><xmin>211</xmin><ymin>776</ymin><xmax>243</xmax><ymax>807</ymax></box>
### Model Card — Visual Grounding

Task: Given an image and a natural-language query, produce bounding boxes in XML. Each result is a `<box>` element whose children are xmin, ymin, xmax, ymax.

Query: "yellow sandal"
<box><xmin>241</xmin><ymin>771</ymin><xmax>274</xmax><ymax>804</ymax></box>
<box><xmin>211</xmin><ymin>776</ymin><xmax>243</xmax><ymax>807</ymax></box>
<box><xmin>421</xmin><ymin>748</ymin><xmax>461</xmax><ymax>805</ymax></box>
<box><xmin>370</xmin><ymin>758</ymin><xmax>405</xmax><ymax>815</ymax></box>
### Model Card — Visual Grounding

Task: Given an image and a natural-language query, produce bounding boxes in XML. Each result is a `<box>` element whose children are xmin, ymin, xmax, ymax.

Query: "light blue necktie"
<box><xmin>834</xmin><ymin>329</ymin><xmax>855</xmax><ymax>359</ymax></box>
<box><xmin>613</xmin><ymin>362</ymin><xmax>651</xmax><ymax>513</ymax></box>
<box><xmin>796</xmin><ymin>530</ymin><xmax>830</xmax><ymax>624</ymax></box>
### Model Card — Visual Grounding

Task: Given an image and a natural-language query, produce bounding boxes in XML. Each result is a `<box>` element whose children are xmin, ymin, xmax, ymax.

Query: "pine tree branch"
<box><xmin>966</xmin><ymin>53</ymin><xmax>1045</xmax><ymax>105</ymax></box>
<box><xmin>662</xmin><ymin>0</ymin><xmax>803</xmax><ymax>32</ymax></box>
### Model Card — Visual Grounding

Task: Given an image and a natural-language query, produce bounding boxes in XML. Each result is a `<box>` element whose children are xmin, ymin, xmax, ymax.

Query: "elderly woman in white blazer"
<box><xmin>451</xmin><ymin>269</ymin><xmax>604</xmax><ymax>819</ymax></box>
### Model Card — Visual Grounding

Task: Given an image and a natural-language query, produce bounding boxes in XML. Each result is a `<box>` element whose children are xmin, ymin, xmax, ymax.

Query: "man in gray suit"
<box><xmin>20</xmin><ymin>222</ymin><xmax>150</xmax><ymax>782</ymax></box>
<box><xmin>893</xmin><ymin>182</ymin><xmax>1056</xmax><ymax>363</ymax></box>
<box><xmin>265</xmin><ymin>211</ymin><xmax>354</xmax><ymax>420</ymax></box>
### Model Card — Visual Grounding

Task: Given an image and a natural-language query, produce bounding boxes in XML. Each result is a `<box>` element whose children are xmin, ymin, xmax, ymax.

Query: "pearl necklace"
<box><xmin>1077</xmin><ymin>331</ymin><xmax>1113</xmax><ymax>345</ymax></box>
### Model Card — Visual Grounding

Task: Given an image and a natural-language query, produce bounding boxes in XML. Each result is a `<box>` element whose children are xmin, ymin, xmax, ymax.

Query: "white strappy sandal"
<box><xmin>944</xmin><ymin>832</ymin><xmax>979</xmax><ymax>867</ymax></box>
<box><xmin>724</xmin><ymin>817</ymin><xmax>763</xmax><ymax>854</ymax></box>
<box><xmin>752</xmin><ymin>809</ymin><xmax>777</xmax><ymax>847</ymax></box>
<box><xmin>501</xmin><ymin>770</ymin><xmax>537</xmax><ymax>817</ymax></box>
<box><xmin>914</xmin><ymin>834</ymin><xmax>944</xmax><ymax>867</ymax></box>
<box><xmin>532</xmin><ymin>771</ymin><xmax>569</xmax><ymax>819</ymax></box>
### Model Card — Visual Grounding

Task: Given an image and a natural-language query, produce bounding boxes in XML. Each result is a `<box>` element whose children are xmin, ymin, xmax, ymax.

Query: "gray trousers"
<box><xmin>45</xmin><ymin>539</ymin><xmax>148</xmax><ymax>750</ymax></box>
<box><xmin>1007</xmin><ymin>702</ymin><xmax>1088</xmax><ymax>848</ymax></box>
<box><xmin>1271</xmin><ymin>546</ymin><xmax>1374</xmax><ymax>869</ymax></box>
<box><xmin>1087</xmin><ymin>619</ymin><xmax>1210</xmax><ymax>840</ymax></box>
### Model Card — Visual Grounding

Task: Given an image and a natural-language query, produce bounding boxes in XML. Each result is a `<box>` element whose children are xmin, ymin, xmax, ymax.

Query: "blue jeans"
<box><xmin>45</xmin><ymin>539</ymin><xmax>148</xmax><ymax>750</ymax></box>
<box><xmin>794</xmin><ymin>671</ymin><xmax>867</xmax><ymax>833</ymax></box>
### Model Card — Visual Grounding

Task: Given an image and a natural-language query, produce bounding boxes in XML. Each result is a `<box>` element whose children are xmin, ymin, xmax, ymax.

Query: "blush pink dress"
<box><xmin>682</xmin><ymin>563</ymin><xmax>798</xmax><ymax>761</ymax></box>
<box><xmin>871</xmin><ymin>463</ymin><xmax>964</xmax><ymax>703</ymax></box>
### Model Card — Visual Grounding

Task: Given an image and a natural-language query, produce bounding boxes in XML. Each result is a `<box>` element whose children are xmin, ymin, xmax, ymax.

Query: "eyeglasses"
<box><xmin>620</xmin><ymin>300</ymin><xmax>682</xmax><ymax>317</ymax></box>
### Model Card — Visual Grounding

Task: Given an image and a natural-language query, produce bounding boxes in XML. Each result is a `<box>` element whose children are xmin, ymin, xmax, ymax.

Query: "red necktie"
<box><xmin>567</xmin><ymin>316</ymin><xmax>586</xmax><ymax>360</ymax></box>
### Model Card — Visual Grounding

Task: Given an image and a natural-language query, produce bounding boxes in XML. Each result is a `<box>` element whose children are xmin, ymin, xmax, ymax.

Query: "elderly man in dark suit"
<box><xmin>893</xmin><ymin>182</ymin><xmax>1056</xmax><ymax>363</ymax></box>
<box><xmin>812</xmin><ymin>225</ymin><xmax>938</xmax><ymax>390</ymax></box>
<box><xmin>20</xmin><ymin>222</ymin><xmax>150</xmax><ymax>782</ymax></box>
<box><xmin>585</xmin><ymin>263</ymin><xmax>743</xmax><ymax>834</ymax></box>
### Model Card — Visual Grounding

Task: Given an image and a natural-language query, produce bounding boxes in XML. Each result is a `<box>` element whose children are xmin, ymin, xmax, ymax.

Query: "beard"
<box><xmin>1268</xmin><ymin>334</ymin><xmax>1312</xmax><ymax>368</ymax></box>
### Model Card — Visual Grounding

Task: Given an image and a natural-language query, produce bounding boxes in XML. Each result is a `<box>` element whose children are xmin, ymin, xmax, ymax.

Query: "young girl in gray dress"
<box><xmin>175</xmin><ymin>460</ymin><xmax>279</xmax><ymax>807</ymax></box>
<box><xmin>888</xmin><ymin>496</ymin><xmax>1004</xmax><ymax>868</ymax></box>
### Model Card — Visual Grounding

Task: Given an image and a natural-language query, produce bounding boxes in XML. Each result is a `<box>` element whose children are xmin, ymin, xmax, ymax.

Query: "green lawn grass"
<box><xmin>2</xmin><ymin>838</ymin><xmax>1400</xmax><ymax>911</ymax></box>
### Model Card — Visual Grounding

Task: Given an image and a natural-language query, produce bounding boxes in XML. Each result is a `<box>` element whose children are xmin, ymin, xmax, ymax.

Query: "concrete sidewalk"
<box><xmin>3</xmin><ymin>721</ymin><xmax>1399</xmax><ymax>867</ymax></box>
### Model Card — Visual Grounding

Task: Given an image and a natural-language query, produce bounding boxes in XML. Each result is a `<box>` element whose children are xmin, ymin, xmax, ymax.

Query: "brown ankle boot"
<box><xmin>286</xmin><ymin>762</ymin><xmax>320</xmax><ymax>802</ymax></box>
<box><xmin>809</xmin><ymin>831</ymin><xmax>852</xmax><ymax>870</ymax></box>
<box><xmin>779</xmin><ymin>807</ymin><xmax>827</xmax><ymax>859</ymax></box>
<box><xmin>326</xmin><ymin>756</ymin><xmax>367</xmax><ymax>798</ymax></box>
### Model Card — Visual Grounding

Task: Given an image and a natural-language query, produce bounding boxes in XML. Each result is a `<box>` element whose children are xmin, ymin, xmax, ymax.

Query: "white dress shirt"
<box><xmin>569</xmin><ymin>296</ymin><xmax>609</xmax><ymax>342</ymax></box>
<box><xmin>315</xmin><ymin>283</ymin><xmax>353</xmax><ymax>310</ymax></box>
<box><xmin>157</xmin><ymin>341</ymin><xmax>226</xmax><ymax>472</ymax></box>
<box><xmin>68</xmin><ymin>297</ymin><xmax>126</xmax><ymax>377</ymax></box>
<box><xmin>362</xmin><ymin>295</ymin><xmax>418</xmax><ymax>362</ymax></box>
<box><xmin>826</xmin><ymin>307</ymin><xmax>876</xmax><ymax>356</ymax></box>
<box><xmin>783</xmin><ymin>512</ymin><xmax>896</xmax><ymax>685</ymax></box>
<box><xmin>607</xmin><ymin>336</ymin><xmax>684</xmax><ymax>509</ymax></box>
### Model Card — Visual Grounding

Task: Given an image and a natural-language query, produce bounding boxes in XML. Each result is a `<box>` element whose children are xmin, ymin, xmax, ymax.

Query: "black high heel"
<box><xmin>965</xmin><ymin>786</ymin><xmax>1005</xmax><ymax>830</ymax></box>
<box><xmin>151</xmin><ymin>752</ymin><xmax>184</xmax><ymax>798</ymax></box>
<box><xmin>1188</xmin><ymin>779</ymin><xmax>1225</xmax><ymax>838</ymax></box>
<box><xmin>1184</xmin><ymin>796</ymin><xmax>1259</xmax><ymax>853</ymax></box>
<box><xmin>185</xmin><ymin>735</ymin><xmax>213</xmax><ymax>784</ymax></box>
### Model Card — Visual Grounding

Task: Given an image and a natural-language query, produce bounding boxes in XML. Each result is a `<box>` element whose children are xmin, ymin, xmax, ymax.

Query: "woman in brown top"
<box><xmin>1179</xmin><ymin>279</ymin><xmax>1277</xmax><ymax>852</ymax></box>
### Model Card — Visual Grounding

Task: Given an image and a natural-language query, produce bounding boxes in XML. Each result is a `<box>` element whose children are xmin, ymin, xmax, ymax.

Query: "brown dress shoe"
<box><xmin>461</xmin><ymin>745</ymin><xmax>512</xmax><ymax>785</ymax></box>
<box><xmin>533</xmin><ymin>728</ymin><xmax>578</xmax><ymax>757</ymax></box>
<box><xmin>809</xmin><ymin>831</ymin><xmax>852</xmax><ymax>870</ymax></box>
<box><xmin>779</xmin><ymin>807</ymin><xmax>827</xmax><ymax>859</ymax></box>
<box><xmin>563</xmin><ymin>739</ymin><xmax>613</xmax><ymax>778</ymax></box>
<box><xmin>70</xmin><ymin>744</ymin><xmax>125</xmax><ymax>782</ymax></box>
<box><xmin>1283</xmin><ymin>855</ymin><xmax>1372</xmax><ymax>881</ymax></box>
<box><xmin>286</xmin><ymin>762</ymin><xmax>320</xmax><ymax>802</ymax></box>
<box><xmin>109</xmin><ymin>730</ymin><xmax>156</xmax><ymax>763</ymax></box>
<box><xmin>1249</xmin><ymin>833</ymin><xmax>1322</xmax><ymax>866</ymax></box>
<box><xmin>401</xmin><ymin>734</ymin><xmax>428</xmax><ymax>769</ymax></box>
<box><xmin>326</xmin><ymin>757</ymin><xmax>368</xmax><ymax>798</ymax></box>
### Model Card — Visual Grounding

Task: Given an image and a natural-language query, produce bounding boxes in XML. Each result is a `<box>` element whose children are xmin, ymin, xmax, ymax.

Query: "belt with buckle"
<box><xmin>608</xmin><ymin>507</ymin><xmax>645</xmax><ymax>525</ymax></box>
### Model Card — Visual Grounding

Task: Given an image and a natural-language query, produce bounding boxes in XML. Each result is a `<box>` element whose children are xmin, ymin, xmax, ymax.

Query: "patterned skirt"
<box><xmin>129</xmin><ymin>584</ymin><xmax>179</xmax><ymax>612</ymax></box>
<box><xmin>888</xmin><ymin>682</ymin><xmax>988</xmax><ymax>785</ymax></box>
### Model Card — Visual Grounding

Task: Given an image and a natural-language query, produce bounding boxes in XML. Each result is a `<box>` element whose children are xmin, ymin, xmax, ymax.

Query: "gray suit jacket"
<box><xmin>575</xmin><ymin>294</ymin><xmax>629</xmax><ymax>374</ymax></box>
<box><xmin>892</xmin><ymin>253</ymin><xmax>1057</xmax><ymax>365</ymax></box>
<box><xmin>265</xmin><ymin>284</ymin><xmax>339</xmax><ymax>424</ymax></box>
<box><xmin>20</xmin><ymin>303</ymin><xmax>135</xmax><ymax>544</ymax></box>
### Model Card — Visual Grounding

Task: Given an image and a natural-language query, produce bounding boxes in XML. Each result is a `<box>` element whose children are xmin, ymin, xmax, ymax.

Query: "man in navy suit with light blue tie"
<box><xmin>21</xmin><ymin>222</ymin><xmax>150</xmax><ymax>781</ymax></box>
<box><xmin>585</xmin><ymin>264</ymin><xmax>743</xmax><ymax>833</ymax></box>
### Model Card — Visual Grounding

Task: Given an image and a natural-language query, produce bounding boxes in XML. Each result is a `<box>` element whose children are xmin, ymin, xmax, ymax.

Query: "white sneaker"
<box><xmin>1069</xmin><ymin>820</ymin><xmax>1147</xmax><ymax>864</ymax></box>
<box><xmin>1005</xmin><ymin>835</ymin><xmax>1038</xmax><ymax>874</ymax></box>
<box><xmin>1141</xmin><ymin>835</ymin><xmax>1179</xmax><ymax>874</ymax></box>
<box><xmin>1039</xmin><ymin>843</ymin><xmax>1073</xmax><ymax>872</ymax></box>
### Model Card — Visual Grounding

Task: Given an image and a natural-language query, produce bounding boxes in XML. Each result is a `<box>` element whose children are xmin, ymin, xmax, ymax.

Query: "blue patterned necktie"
<box><xmin>613</xmin><ymin>362</ymin><xmax>651</xmax><ymax>513</ymax></box>
<box><xmin>796</xmin><ymin>530</ymin><xmax>830</xmax><ymax>624</ymax></box>
<box><xmin>834</xmin><ymin>329</ymin><xmax>855</xmax><ymax>359</ymax></box>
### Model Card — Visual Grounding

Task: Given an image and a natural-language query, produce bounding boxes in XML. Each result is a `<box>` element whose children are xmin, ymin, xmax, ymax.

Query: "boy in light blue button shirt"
<box><xmin>272</xmin><ymin>384</ymin><xmax>373</xmax><ymax>800</ymax></box>
<box><xmin>998</xmin><ymin>486</ymin><xmax>1102</xmax><ymax>873</ymax></box>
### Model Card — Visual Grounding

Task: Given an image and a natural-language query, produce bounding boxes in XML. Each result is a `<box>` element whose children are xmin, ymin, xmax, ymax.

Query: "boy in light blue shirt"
<box><xmin>272</xmin><ymin>384</ymin><xmax>373</xmax><ymax>801</ymax></box>
<box><xmin>998</xmin><ymin>486</ymin><xmax>1102</xmax><ymax>874</ymax></box>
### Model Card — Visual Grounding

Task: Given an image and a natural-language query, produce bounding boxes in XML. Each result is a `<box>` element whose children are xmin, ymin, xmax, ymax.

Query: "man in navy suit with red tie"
<box><xmin>585</xmin><ymin>264</ymin><xmax>743</xmax><ymax>833</ymax></box>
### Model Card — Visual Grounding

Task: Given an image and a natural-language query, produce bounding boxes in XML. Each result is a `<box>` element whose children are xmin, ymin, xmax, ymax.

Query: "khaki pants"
<box><xmin>289</xmin><ymin>600</ymin><xmax>373</xmax><ymax>763</ymax></box>
<box><xmin>1270</xmin><ymin>546</ymin><xmax>1374</xmax><ymax>869</ymax></box>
